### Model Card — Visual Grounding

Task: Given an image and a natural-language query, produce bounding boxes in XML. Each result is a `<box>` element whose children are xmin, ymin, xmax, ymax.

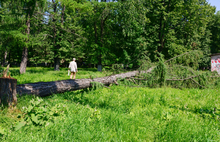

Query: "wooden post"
<box><xmin>0</xmin><ymin>77</ymin><xmax>17</xmax><ymax>106</ymax></box>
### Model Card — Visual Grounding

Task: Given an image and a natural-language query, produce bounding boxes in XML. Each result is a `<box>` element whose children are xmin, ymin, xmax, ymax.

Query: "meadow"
<box><xmin>0</xmin><ymin>67</ymin><xmax>220</xmax><ymax>141</ymax></box>
<box><xmin>7</xmin><ymin>67</ymin><xmax>114</xmax><ymax>85</ymax></box>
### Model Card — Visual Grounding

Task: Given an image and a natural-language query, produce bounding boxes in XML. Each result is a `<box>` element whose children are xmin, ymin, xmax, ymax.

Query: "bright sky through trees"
<box><xmin>208</xmin><ymin>0</ymin><xmax>220</xmax><ymax>13</ymax></box>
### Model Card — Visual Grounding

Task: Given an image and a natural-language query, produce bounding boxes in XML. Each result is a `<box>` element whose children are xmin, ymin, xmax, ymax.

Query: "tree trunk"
<box><xmin>3</xmin><ymin>50</ymin><xmax>7</xmax><ymax>66</ymax></box>
<box><xmin>54</xmin><ymin>57</ymin><xmax>60</xmax><ymax>71</ymax></box>
<box><xmin>158</xmin><ymin>0</ymin><xmax>165</xmax><ymax>53</ymax></box>
<box><xmin>1</xmin><ymin>51</ymin><xmax>3</xmax><ymax>67</ymax></box>
<box><xmin>20</xmin><ymin>10</ymin><xmax>30</xmax><ymax>74</ymax></box>
<box><xmin>17</xmin><ymin>67</ymin><xmax>153</xmax><ymax>97</ymax></box>
<box><xmin>20</xmin><ymin>47</ymin><xmax>28</xmax><ymax>74</ymax></box>
<box><xmin>0</xmin><ymin>78</ymin><xmax>17</xmax><ymax>106</ymax></box>
<box><xmin>98</xmin><ymin>9</ymin><xmax>108</xmax><ymax>71</ymax></box>
<box><xmin>98</xmin><ymin>18</ymin><xmax>104</xmax><ymax>71</ymax></box>
<box><xmin>8</xmin><ymin>51</ymin><xmax>11</xmax><ymax>65</ymax></box>
<box><xmin>52</xmin><ymin>1</ymin><xmax>60</xmax><ymax>71</ymax></box>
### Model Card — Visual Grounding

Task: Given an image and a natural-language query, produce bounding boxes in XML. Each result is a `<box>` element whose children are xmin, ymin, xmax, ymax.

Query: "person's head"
<box><xmin>73</xmin><ymin>58</ymin><xmax>76</xmax><ymax>61</ymax></box>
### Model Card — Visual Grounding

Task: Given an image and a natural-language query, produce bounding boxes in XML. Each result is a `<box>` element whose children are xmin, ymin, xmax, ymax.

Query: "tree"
<box><xmin>0</xmin><ymin>0</ymin><xmax>47</xmax><ymax>73</ymax></box>
<box><xmin>143</xmin><ymin>0</ymin><xmax>214</xmax><ymax>67</ymax></box>
<box><xmin>210</xmin><ymin>11</ymin><xmax>220</xmax><ymax>54</ymax></box>
<box><xmin>0</xmin><ymin>1</ymin><xmax>25</xmax><ymax>67</ymax></box>
<box><xmin>83</xmin><ymin>0</ymin><xmax>147</xmax><ymax>70</ymax></box>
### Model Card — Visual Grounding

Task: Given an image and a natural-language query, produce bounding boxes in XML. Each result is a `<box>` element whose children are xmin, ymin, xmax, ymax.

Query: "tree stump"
<box><xmin>0</xmin><ymin>77</ymin><xmax>17</xmax><ymax>106</ymax></box>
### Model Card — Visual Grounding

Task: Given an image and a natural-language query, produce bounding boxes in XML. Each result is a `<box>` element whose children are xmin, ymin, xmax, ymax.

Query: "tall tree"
<box><xmin>143</xmin><ymin>0</ymin><xmax>214</xmax><ymax>65</ymax></box>
<box><xmin>210</xmin><ymin>11</ymin><xmax>220</xmax><ymax>54</ymax></box>
<box><xmin>0</xmin><ymin>0</ymin><xmax>47</xmax><ymax>73</ymax></box>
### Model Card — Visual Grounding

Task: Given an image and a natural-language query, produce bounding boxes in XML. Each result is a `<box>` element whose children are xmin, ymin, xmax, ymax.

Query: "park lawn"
<box><xmin>0</xmin><ymin>86</ymin><xmax>219</xmax><ymax>141</ymax></box>
<box><xmin>8</xmin><ymin>67</ymin><xmax>114</xmax><ymax>85</ymax></box>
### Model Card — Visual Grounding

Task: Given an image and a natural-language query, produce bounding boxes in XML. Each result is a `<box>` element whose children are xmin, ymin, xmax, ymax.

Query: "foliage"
<box><xmin>14</xmin><ymin>97</ymin><xmax>66</xmax><ymax>131</ymax></box>
<box><xmin>0</xmin><ymin>67</ymin><xmax>3</xmax><ymax>74</ymax></box>
<box><xmin>90</xmin><ymin>81</ymin><xmax>105</xmax><ymax>90</ymax></box>
<box><xmin>0</xmin><ymin>126</ymin><xmax>5</xmax><ymax>137</ymax></box>
<box><xmin>166</xmin><ymin>50</ymin><xmax>203</xmax><ymax>69</ymax></box>
<box><xmin>0</xmin><ymin>0</ymin><xmax>217</xmax><ymax>72</ymax></box>
<box><xmin>8</xmin><ymin>69</ymin><xmax>20</xmax><ymax>77</ymax></box>
<box><xmin>154</xmin><ymin>57</ymin><xmax>167</xmax><ymax>87</ymax></box>
<box><xmin>210</xmin><ymin>11</ymin><xmax>220</xmax><ymax>54</ymax></box>
<box><xmin>131</xmin><ymin>51</ymin><xmax>220</xmax><ymax>89</ymax></box>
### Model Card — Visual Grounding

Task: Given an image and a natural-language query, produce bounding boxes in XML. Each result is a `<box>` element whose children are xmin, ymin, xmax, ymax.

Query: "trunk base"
<box><xmin>98</xmin><ymin>65</ymin><xmax>102</xmax><ymax>72</ymax></box>
<box><xmin>0</xmin><ymin>77</ymin><xmax>17</xmax><ymax>106</ymax></box>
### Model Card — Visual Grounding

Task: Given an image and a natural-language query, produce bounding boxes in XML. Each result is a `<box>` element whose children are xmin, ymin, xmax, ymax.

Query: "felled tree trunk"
<box><xmin>17</xmin><ymin>68</ymin><xmax>153</xmax><ymax>97</ymax></box>
<box><xmin>0</xmin><ymin>78</ymin><xmax>17</xmax><ymax>106</ymax></box>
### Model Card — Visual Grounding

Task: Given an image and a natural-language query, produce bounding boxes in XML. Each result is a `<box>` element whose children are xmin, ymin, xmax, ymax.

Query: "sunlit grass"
<box><xmin>0</xmin><ymin>67</ymin><xmax>219</xmax><ymax>141</ymax></box>
<box><xmin>1</xmin><ymin>86</ymin><xmax>219</xmax><ymax>141</ymax></box>
<box><xmin>8</xmin><ymin>67</ymin><xmax>113</xmax><ymax>84</ymax></box>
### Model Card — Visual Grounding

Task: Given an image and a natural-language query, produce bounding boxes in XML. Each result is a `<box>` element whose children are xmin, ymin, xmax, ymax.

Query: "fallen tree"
<box><xmin>17</xmin><ymin>68</ymin><xmax>154</xmax><ymax>97</ymax></box>
<box><xmin>14</xmin><ymin>50</ymin><xmax>220</xmax><ymax>97</ymax></box>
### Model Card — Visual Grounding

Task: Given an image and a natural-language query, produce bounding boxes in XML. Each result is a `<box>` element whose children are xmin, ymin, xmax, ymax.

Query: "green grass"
<box><xmin>0</xmin><ymin>67</ymin><xmax>219</xmax><ymax>141</ymax></box>
<box><xmin>1</xmin><ymin>86</ymin><xmax>219</xmax><ymax>141</ymax></box>
<box><xmin>8</xmin><ymin>67</ymin><xmax>113</xmax><ymax>84</ymax></box>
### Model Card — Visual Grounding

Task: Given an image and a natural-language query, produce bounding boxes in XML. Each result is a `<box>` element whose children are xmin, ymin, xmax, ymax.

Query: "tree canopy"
<box><xmin>0</xmin><ymin>0</ymin><xmax>218</xmax><ymax>72</ymax></box>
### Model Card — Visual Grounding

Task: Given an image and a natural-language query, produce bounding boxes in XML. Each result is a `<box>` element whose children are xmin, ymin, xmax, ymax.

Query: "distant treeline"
<box><xmin>0</xmin><ymin>0</ymin><xmax>219</xmax><ymax>73</ymax></box>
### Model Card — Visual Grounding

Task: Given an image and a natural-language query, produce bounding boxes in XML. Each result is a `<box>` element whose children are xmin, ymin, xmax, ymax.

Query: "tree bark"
<box><xmin>54</xmin><ymin>57</ymin><xmax>60</xmax><ymax>71</ymax></box>
<box><xmin>20</xmin><ymin>47</ymin><xmax>28</xmax><ymax>74</ymax></box>
<box><xmin>3</xmin><ymin>50</ymin><xmax>7</xmax><ymax>66</ymax></box>
<box><xmin>17</xmin><ymin>68</ymin><xmax>153</xmax><ymax>97</ymax></box>
<box><xmin>20</xmin><ymin>10</ymin><xmax>30</xmax><ymax>74</ymax></box>
<box><xmin>0</xmin><ymin>78</ymin><xmax>17</xmax><ymax>106</ymax></box>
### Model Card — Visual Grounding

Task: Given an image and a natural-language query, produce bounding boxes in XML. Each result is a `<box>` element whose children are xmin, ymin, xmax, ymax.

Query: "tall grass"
<box><xmin>1</xmin><ymin>86</ymin><xmax>219</xmax><ymax>141</ymax></box>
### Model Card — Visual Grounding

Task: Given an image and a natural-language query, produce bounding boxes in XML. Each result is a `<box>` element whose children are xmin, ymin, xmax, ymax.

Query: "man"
<box><xmin>68</xmin><ymin>58</ymin><xmax>77</xmax><ymax>79</ymax></box>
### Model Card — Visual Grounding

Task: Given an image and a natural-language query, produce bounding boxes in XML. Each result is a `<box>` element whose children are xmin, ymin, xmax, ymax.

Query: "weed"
<box><xmin>14</xmin><ymin>97</ymin><xmax>66</xmax><ymax>131</ymax></box>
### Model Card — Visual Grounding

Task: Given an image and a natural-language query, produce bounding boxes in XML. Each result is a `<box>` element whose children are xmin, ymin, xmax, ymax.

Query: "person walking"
<box><xmin>68</xmin><ymin>58</ymin><xmax>78</xmax><ymax>79</ymax></box>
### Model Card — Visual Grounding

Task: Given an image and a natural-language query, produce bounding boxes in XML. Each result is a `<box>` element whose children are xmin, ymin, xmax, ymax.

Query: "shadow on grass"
<box><xmin>59</xmin><ymin>87</ymin><xmax>129</xmax><ymax>113</ymax></box>
<box><xmin>169</xmin><ymin>105</ymin><xmax>220</xmax><ymax>119</ymax></box>
<box><xmin>9</xmin><ymin>68</ymin><xmax>51</xmax><ymax>75</ymax></box>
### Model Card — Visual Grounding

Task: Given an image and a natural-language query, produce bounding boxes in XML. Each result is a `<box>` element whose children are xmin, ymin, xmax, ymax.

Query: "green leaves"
<box><xmin>14</xmin><ymin>97</ymin><xmax>66</xmax><ymax>130</ymax></box>
<box><xmin>210</xmin><ymin>11</ymin><xmax>220</xmax><ymax>54</ymax></box>
<box><xmin>0</xmin><ymin>126</ymin><xmax>6</xmax><ymax>136</ymax></box>
<box><xmin>0</xmin><ymin>0</ymin><xmax>217</xmax><ymax>70</ymax></box>
<box><xmin>14</xmin><ymin>121</ymin><xmax>26</xmax><ymax>131</ymax></box>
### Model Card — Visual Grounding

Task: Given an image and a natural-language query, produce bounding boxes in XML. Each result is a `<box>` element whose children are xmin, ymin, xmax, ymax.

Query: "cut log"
<box><xmin>0</xmin><ymin>77</ymin><xmax>17</xmax><ymax>106</ymax></box>
<box><xmin>17</xmin><ymin>68</ymin><xmax>154</xmax><ymax>97</ymax></box>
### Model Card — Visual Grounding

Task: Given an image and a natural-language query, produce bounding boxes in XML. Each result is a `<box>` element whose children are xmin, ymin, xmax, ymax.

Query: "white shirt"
<box><xmin>69</xmin><ymin>61</ymin><xmax>77</xmax><ymax>72</ymax></box>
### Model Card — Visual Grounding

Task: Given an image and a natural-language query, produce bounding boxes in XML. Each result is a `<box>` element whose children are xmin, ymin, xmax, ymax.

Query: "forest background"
<box><xmin>0</xmin><ymin>0</ymin><xmax>220</xmax><ymax>74</ymax></box>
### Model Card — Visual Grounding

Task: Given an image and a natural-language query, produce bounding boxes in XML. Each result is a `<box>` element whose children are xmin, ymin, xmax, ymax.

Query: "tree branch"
<box><xmin>191</xmin><ymin>78</ymin><xmax>205</xmax><ymax>88</ymax></box>
<box><xmin>169</xmin><ymin>65</ymin><xmax>196</xmax><ymax>75</ymax></box>
<box><xmin>166</xmin><ymin>75</ymin><xmax>200</xmax><ymax>81</ymax></box>
<box><xmin>165</xmin><ymin>50</ymin><xmax>196</xmax><ymax>63</ymax></box>
<box><xmin>32</xmin><ymin>15</ymin><xmax>87</xmax><ymax>40</ymax></box>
